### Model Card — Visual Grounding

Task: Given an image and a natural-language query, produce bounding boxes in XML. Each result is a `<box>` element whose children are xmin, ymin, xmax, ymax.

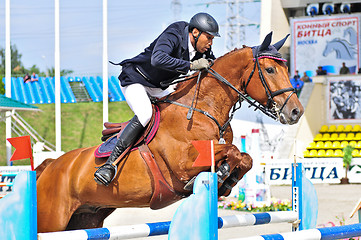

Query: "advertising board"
<box><xmin>290</xmin><ymin>14</ymin><xmax>361</xmax><ymax>77</ymax></box>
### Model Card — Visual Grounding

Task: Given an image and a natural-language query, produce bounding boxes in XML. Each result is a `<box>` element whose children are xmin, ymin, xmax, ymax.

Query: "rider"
<box><xmin>94</xmin><ymin>12</ymin><xmax>220</xmax><ymax>186</ymax></box>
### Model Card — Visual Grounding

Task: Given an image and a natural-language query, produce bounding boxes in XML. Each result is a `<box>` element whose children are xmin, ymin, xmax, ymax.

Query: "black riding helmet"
<box><xmin>189</xmin><ymin>13</ymin><xmax>220</xmax><ymax>52</ymax></box>
<box><xmin>189</xmin><ymin>12</ymin><xmax>220</xmax><ymax>37</ymax></box>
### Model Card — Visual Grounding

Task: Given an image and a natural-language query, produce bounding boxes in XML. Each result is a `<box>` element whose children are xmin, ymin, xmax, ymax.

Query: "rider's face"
<box><xmin>191</xmin><ymin>29</ymin><xmax>214</xmax><ymax>53</ymax></box>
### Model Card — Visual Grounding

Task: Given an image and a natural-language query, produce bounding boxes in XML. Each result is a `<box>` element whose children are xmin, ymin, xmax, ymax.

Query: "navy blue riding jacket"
<box><xmin>118</xmin><ymin>21</ymin><xmax>216</xmax><ymax>89</ymax></box>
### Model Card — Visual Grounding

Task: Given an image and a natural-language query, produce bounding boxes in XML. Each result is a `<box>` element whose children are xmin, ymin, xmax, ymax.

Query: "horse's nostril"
<box><xmin>292</xmin><ymin>108</ymin><xmax>299</xmax><ymax>115</ymax></box>
<box><xmin>291</xmin><ymin>108</ymin><xmax>300</xmax><ymax>120</ymax></box>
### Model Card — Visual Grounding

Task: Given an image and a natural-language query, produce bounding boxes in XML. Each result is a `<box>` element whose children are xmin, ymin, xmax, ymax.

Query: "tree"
<box><xmin>0</xmin><ymin>44</ymin><xmax>24</xmax><ymax>75</ymax></box>
<box><xmin>0</xmin><ymin>44</ymin><xmax>26</xmax><ymax>94</ymax></box>
<box><xmin>46</xmin><ymin>67</ymin><xmax>74</xmax><ymax>77</ymax></box>
<box><xmin>342</xmin><ymin>144</ymin><xmax>354</xmax><ymax>183</ymax></box>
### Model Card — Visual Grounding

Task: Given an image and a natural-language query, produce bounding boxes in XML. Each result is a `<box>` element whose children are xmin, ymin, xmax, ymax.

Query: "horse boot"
<box><xmin>94</xmin><ymin>115</ymin><xmax>144</xmax><ymax>186</ymax></box>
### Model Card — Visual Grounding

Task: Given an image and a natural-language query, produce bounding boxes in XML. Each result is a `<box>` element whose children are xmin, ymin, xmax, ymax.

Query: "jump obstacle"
<box><xmin>37</xmin><ymin>211</ymin><xmax>298</xmax><ymax>240</ymax></box>
<box><xmin>0</xmin><ymin>171</ymin><xmax>37</xmax><ymax>240</ymax></box>
<box><xmin>2</xmin><ymin>163</ymin><xmax>361</xmax><ymax>239</ymax></box>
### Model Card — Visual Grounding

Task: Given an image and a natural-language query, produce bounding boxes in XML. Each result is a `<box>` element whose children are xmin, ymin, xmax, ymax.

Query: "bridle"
<box><xmin>243</xmin><ymin>54</ymin><xmax>296</xmax><ymax>119</ymax></box>
<box><xmin>206</xmin><ymin>53</ymin><xmax>295</xmax><ymax>120</ymax></box>
<box><xmin>157</xmin><ymin>54</ymin><xmax>296</xmax><ymax>143</ymax></box>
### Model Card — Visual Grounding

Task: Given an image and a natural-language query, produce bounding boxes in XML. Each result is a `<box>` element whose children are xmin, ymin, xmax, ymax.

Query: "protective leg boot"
<box><xmin>94</xmin><ymin>115</ymin><xmax>144</xmax><ymax>186</ymax></box>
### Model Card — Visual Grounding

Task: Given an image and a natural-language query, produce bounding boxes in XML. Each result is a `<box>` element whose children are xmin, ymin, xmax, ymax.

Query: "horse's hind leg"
<box><xmin>66</xmin><ymin>208</ymin><xmax>116</xmax><ymax>230</ymax></box>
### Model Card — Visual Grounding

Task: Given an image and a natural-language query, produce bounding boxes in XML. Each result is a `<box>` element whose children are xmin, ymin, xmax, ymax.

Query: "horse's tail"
<box><xmin>35</xmin><ymin>158</ymin><xmax>56</xmax><ymax>180</ymax></box>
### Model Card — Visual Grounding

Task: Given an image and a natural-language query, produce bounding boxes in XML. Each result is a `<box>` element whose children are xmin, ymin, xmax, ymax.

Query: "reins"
<box><xmin>158</xmin><ymin>95</ymin><xmax>240</xmax><ymax>144</ymax></box>
<box><xmin>156</xmin><ymin>54</ymin><xmax>295</xmax><ymax>143</ymax></box>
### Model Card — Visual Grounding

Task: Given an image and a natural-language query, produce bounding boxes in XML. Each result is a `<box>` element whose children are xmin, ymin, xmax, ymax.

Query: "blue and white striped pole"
<box><xmin>228</xmin><ymin>223</ymin><xmax>361</xmax><ymax>240</ymax></box>
<box><xmin>218</xmin><ymin>211</ymin><xmax>298</xmax><ymax>229</ymax></box>
<box><xmin>37</xmin><ymin>211</ymin><xmax>298</xmax><ymax>240</ymax></box>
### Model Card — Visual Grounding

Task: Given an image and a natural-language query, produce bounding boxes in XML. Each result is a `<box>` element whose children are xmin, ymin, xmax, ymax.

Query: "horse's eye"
<box><xmin>265</xmin><ymin>67</ymin><xmax>275</xmax><ymax>74</ymax></box>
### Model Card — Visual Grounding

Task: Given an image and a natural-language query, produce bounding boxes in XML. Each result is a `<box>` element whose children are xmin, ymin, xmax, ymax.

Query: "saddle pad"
<box><xmin>94</xmin><ymin>105</ymin><xmax>160</xmax><ymax>158</ymax></box>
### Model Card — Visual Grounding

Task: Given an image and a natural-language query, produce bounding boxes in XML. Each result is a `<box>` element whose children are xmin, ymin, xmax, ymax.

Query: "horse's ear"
<box><xmin>258</xmin><ymin>32</ymin><xmax>273</xmax><ymax>52</ymax></box>
<box><xmin>273</xmin><ymin>34</ymin><xmax>290</xmax><ymax>51</ymax></box>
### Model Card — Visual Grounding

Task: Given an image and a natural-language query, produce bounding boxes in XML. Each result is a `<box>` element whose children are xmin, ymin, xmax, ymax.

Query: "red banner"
<box><xmin>192</xmin><ymin>140</ymin><xmax>214</xmax><ymax>167</ymax></box>
<box><xmin>7</xmin><ymin>135</ymin><xmax>34</xmax><ymax>171</ymax></box>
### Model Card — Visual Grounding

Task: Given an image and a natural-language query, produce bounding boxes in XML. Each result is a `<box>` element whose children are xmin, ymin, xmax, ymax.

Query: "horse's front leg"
<box><xmin>214</xmin><ymin>144</ymin><xmax>252</xmax><ymax>196</ymax></box>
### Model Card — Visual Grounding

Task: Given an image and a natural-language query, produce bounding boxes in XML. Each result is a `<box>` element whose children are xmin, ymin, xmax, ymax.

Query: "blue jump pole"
<box><xmin>229</xmin><ymin>223</ymin><xmax>361</xmax><ymax>240</ymax></box>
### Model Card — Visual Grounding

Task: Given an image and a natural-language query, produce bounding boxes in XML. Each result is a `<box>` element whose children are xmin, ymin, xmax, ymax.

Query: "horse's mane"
<box><xmin>329</xmin><ymin>38</ymin><xmax>353</xmax><ymax>47</ymax></box>
<box><xmin>215</xmin><ymin>45</ymin><xmax>249</xmax><ymax>61</ymax></box>
<box><xmin>329</xmin><ymin>38</ymin><xmax>356</xmax><ymax>55</ymax></box>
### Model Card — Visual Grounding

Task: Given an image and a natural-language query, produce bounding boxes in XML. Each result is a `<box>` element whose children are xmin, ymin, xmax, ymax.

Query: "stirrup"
<box><xmin>183</xmin><ymin>175</ymin><xmax>197</xmax><ymax>191</ymax></box>
<box><xmin>94</xmin><ymin>164</ymin><xmax>118</xmax><ymax>186</ymax></box>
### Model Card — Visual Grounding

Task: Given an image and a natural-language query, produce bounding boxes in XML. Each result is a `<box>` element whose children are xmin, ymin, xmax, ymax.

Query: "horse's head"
<box><xmin>242</xmin><ymin>32</ymin><xmax>304</xmax><ymax>124</ymax></box>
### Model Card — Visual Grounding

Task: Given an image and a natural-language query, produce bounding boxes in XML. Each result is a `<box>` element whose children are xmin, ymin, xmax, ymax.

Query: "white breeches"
<box><xmin>120</xmin><ymin>83</ymin><xmax>175</xmax><ymax>127</ymax></box>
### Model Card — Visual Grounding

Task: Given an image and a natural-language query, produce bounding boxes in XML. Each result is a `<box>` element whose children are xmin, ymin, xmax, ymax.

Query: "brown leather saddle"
<box><xmin>95</xmin><ymin>105</ymin><xmax>160</xmax><ymax>158</ymax></box>
<box><xmin>95</xmin><ymin>104</ymin><xmax>186</xmax><ymax>209</ymax></box>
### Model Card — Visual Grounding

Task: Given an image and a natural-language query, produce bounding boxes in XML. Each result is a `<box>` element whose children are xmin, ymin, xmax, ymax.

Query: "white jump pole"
<box><xmin>5</xmin><ymin>0</ymin><xmax>12</xmax><ymax>165</ymax></box>
<box><xmin>54</xmin><ymin>0</ymin><xmax>61</xmax><ymax>152</ymax></box>
<box><xmin>102</xmin><ymin>0</ymin><xmax>108</xmax><ymax>125</ymax></box>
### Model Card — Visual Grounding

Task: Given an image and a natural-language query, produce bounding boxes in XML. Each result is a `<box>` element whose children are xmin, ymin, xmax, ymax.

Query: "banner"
<box><xmin>265</xmin><ymin>158</ymin><xmax>344</xmax><ymax>185</ymax></box>
<box><xmin>290</xmin><ymin>14</ymin><xmax>361</xmax><ymax>77</ymax></box>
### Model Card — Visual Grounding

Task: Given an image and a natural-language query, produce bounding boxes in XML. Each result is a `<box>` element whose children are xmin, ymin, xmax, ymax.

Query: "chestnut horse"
<box><xmin>36</xmin><ymin>32</ymin><xmax>304</xmax><ymax>233</ymax></box>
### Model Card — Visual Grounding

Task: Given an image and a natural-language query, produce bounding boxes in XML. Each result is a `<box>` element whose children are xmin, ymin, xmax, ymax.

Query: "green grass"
<box><xmin>0</xmin><ymin>101</ymin><xmax>133</xmax><ymax>166</ymax></box>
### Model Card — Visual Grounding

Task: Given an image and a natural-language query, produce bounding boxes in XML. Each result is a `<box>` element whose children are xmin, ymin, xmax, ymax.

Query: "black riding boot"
<box><xmin>94</xmin><ymin>115</ymin><xmax>144</xmax><ymax>186</ymax></box>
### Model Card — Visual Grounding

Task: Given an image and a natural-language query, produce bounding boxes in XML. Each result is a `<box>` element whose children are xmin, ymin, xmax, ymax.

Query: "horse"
<box><xmin>322</xmin><ymin>38</ymin><xmax>357</xmax><ymax>60</ymax></box>
<box><xmin>36</xmin><ymin>32</ymin><xmax>304</xmax><ymax>233</ymax></box>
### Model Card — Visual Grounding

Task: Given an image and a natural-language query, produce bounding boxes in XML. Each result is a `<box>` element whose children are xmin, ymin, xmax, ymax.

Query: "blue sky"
<box><xmin>0</xmin><ymin>0</ymin><xmax>261</xmax><ymax>77</ymax></box>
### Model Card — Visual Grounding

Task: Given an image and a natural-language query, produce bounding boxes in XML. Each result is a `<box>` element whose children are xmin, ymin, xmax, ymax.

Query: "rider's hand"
<box><xmin>190</xmin><ymin>58</ymin><xmax>210</xmax><ymax>70</ymax></box>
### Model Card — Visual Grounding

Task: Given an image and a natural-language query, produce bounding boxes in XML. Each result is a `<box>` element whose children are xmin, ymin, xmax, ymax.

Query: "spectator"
<box><xmin>31</xmin><ymin>72</ymin><xmax>39</xmax><ymax>82</ymax></box>
<box><xmin>290</xmin><ymin>75</ymin><xmax>304</xmax><ymax>97</ymax></box>
<box><xmin>294</xmin><ymin>70</ymin><xmax>300</xmax><ymax>80</ymax></box>
<box><xmin>316</xmin><ymin>66</ymin><xmax>327</xmax><ymax>75</ymax></box>
<box><xmin>358</xmin><ymin>68</ymin><xmax>361</xmax><ymax>74</ymax></box>
<box><xmin>23</xmin><ymin>73</ymin><xmax>31</xmax><ymax>83</ymax></box>
<box><xmin>300</xmin><ymin>72</ymin><xmax>311</xmax><ymax>82</ymax></box>
<box><xmin>339</xmin><ymin>62</ymin><xmax>350</xmax><ymax>75</ymax></box>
